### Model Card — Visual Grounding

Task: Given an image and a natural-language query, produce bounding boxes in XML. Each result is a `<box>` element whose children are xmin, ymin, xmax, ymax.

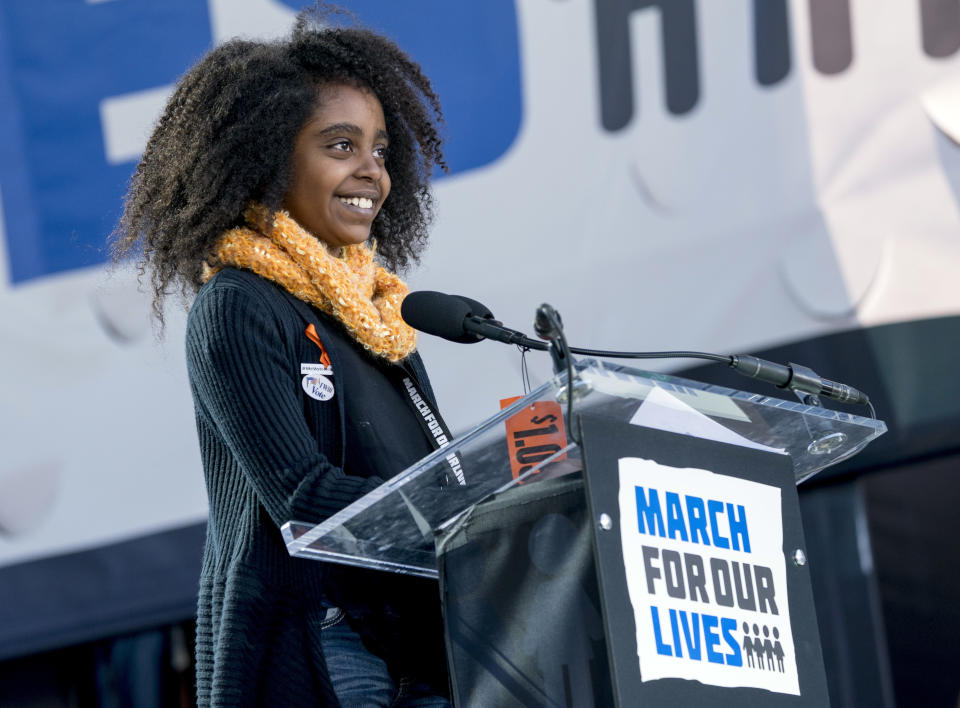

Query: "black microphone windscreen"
<box><xmin>453</xmin><ymin>295</ymin><xmax>494</xmax><ymax>320</ymax></box>
<box><xmin>401</xmin><ymin>291</ymin><xmax>482</xmax><ymax>343</ymax></box>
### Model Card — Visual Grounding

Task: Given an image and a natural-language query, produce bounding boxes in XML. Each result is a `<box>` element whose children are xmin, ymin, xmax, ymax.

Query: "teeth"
<box><xmin>340</xmin><ymin>197</ymin><xmax>374</xmax><ymax>209</ymax></box>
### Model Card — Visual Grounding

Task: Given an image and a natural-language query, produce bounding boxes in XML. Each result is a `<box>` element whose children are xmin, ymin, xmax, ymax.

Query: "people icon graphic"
<box><xmin>762</xmin><ymin>625</ymin><xmax>775</xmax><ymax>670</ymax></box>
<box><xmin>752</xmin><ymin>624</ymin><xmax>764</xmax><ymax>670</ymax></box>
<box><xmin>741</xmin><ymin>621</ymin><xmax>755</xmax><ymax>667</ymax></box>
<box><xmin>773</xmin><ymin>627</ymin><xmax>785</xmax><ymax>672</ymax></box>
<box><xmin>742</xmin><ymin>623</ymin><xmax>787</xmax><ymax>673</ymax></box>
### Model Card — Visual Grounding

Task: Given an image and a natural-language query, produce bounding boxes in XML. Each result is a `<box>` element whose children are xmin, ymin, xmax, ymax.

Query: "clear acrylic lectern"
<box><xmin>281</xmin><ymin>359</ymin><xmax>886</xmax><ymax>578</ymax></box>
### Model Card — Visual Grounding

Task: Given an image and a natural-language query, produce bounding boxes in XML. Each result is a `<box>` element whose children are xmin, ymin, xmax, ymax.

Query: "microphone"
<box><xmin>401</xmin><ymin>291</ymin><xmax>546</xmax><ymax>349</ymax></box>
<box><xmin>402</xmin><ymin>291</ymin><xmax>872</xmax><ymax>409</ymax></box>
<box><xmin>729</xmin><ymin>355</ymin><xmax>870</xmax><ymax>405</ymax></box>
<box><xmin>534</xmin><ymin>303</ymin><xmax>574</xmax><ymax>375</ymax></box>
<box><xmin>452</xmin><ymin>294</ymin><xmax>494</xmax><ymax>321</ymax></box>
<box><xmin>533</xmin><ymin>303</ymin><xmax>562</xmax><ymax>340</ymax></box>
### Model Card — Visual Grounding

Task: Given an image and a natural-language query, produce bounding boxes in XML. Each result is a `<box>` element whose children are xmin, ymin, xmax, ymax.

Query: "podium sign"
<box><xmin>580</xmin><ymin>414</ymin><xmax>830</xmax><ymax>706</ymax></box>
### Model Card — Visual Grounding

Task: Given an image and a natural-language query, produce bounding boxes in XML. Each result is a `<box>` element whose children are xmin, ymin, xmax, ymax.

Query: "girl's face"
<box><xmin>282</xmin><ymin>83</ymin><xmax>391</xmax><ymax>250</ymax></box>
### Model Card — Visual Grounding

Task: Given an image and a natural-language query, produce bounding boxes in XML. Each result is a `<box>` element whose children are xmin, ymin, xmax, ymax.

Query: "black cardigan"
<box><xmin>185</xmin><ymin>268</ymin><xmax>446</xmax><ymax>707</ymax></box>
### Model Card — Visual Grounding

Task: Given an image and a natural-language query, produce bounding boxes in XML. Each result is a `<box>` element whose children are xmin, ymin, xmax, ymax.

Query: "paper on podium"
<box><xmin>629</xmin><ymin>385</ymin><xmax>786</xmax><ymax>455</ymax></box>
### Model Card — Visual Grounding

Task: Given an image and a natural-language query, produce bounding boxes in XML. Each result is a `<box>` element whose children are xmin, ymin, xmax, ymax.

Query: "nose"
<box><xmin>354</xmin><ymin>150</ymin><xmax>384</xmax><ymax>183</ymax></box>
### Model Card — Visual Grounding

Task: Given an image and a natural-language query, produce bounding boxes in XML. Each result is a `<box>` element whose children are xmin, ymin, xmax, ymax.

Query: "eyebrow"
<box><xmin>314</xmin><ymin>122</ymin><xmax>389</xmax><ymax>142</ymax></box>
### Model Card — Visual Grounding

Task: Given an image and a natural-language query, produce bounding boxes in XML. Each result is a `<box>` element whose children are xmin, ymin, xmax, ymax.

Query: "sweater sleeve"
<box><xmin>185</xmin><ymin>279</ymin><xmax>380</xmax><ymax>528</ymax></box>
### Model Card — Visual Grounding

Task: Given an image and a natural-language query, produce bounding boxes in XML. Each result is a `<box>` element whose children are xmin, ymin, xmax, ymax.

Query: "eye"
<box><xmin>329</xmin><ymin>140</ymin><xmax>352</xmax><ymax>153</ymax></box>
<box><xmin>373</xmin><ymin>145</ymin><xmax>388</xmax><ymax>160</ymax></box>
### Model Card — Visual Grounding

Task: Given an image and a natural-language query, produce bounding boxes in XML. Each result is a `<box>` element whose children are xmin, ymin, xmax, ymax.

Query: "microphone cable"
<box><xmin>567</xmin><ymin>347</ymin><xmax>730</xmax><ymax>365</ymax></box>
<box><xmin>562</xmin><ymin>346</ymin><xmax>876</xmax><ymax>419</ymax></box>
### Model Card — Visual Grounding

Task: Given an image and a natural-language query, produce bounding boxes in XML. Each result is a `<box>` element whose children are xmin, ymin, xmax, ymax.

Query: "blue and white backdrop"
<box><xmin>1</xmin><ymin>0</ymin><xmax>958</xmax><ymax>657</ymax></box>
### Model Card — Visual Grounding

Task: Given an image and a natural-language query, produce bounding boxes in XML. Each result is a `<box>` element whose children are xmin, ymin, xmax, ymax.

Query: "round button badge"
<box><xmin>302</xmin><ymin>374</ymin><xmax>335</xmax><ymax>401</ymax></box>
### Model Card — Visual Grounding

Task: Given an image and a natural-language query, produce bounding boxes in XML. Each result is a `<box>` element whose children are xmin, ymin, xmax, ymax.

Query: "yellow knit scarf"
<box><xmin>202</xmin><ymin>204</ymin><xmax>417</xmax><ymax>362</ymax></box>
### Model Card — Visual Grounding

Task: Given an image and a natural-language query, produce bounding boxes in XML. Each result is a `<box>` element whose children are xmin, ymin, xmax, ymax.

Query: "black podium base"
<box><xmin>436</xmin><ymin>413</ymin><xmax>831</xmax><ymax>707</ymax></box>
<box><xmin>437</xmin><ymin>474</ymin><xmax>613</xmax><ymax>708</ymax></box>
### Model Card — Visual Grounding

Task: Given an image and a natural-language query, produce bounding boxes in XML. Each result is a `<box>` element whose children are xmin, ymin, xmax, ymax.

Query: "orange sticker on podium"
<box><xmin>499</xmin><ymin>397</ymin><xmax>568</xmax><ymax>481</ymax></box>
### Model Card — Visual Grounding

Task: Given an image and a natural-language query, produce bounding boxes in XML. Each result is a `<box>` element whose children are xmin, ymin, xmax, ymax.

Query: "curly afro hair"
<box><xmin>112</xmin><ymin>10</ymin><xmax>446</xmax><ymax>322</ymax></box>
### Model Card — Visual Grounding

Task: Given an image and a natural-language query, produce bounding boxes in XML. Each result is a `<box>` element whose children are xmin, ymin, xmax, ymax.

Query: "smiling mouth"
<box><xmin>338</xmin><ymin>196</ymin><xmax>375</xmax><ymax>210</ymax></box>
